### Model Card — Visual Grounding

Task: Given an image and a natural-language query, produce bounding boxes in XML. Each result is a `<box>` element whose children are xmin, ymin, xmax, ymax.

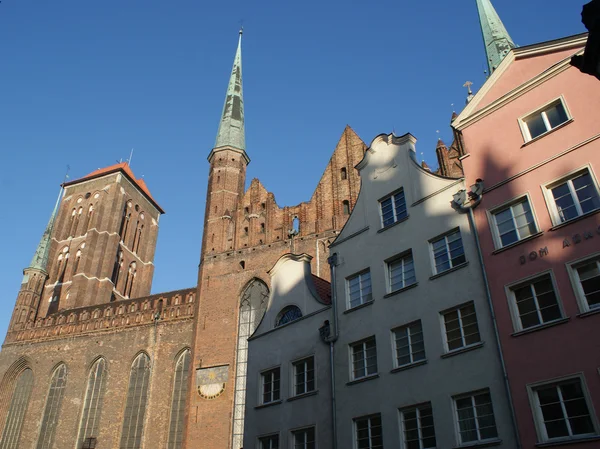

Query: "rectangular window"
<box><xmin>531</xmin><ymin>378</ymin><xmax>597</xmax><ymax>442</ymax></box>
<box><xmin>454</xmin><ymin>390</ymin><xmax>498</xmax><ymax>444</ymax></box>
<box><xmin>350</xmin><ymin>337</ymin><xmax>377</xmax><ymax>380</ymax></box>
<box><xmin>570</xmin><ymin>256</ymin><xmax>600</xmax><ymax>312</ymax></box>
<box><xmin>387</xmin><ymin>253</ymin><xmax>416</xmax><ymax>292</ymax></box>
<box><xmin>380</xmin><ymin>189</ymin><xmax>407</xmax><ymax>227</ymax></box>
<box><xmin>293</xmin><ymin>357</ymin><xmax>315</xmax><ymax>396</ymax></box>
<box><xmin>521</xmin><ymin>99</ymin><xmax>570</xmax><ymax>141</ymax></box>
<box><xmin>491</xmin><ymin>196</ymin><xmax>538</xmax><ymax>248</ymax></box>
<box><xmin>354</xmin><ymin>414</ymin><xmax>383</xmax><ymax>449</ymax></box>
<box><xmin>392</xmin><ymin>321</ymin><xmax>425</xmax><ymax>368</ymax></box>
<box><xmin>258</xmin><ymin>434</ymin><xmax>279</xmax><ymax>449</ymax></box>
<box><xmin>261</xmin><ymin>368</ymin><xmax>280</xmax><ymax>404</ymax></box>
<box><xmin>547</xmin><ymin>169</ymin><xmax>600</xmax><ymax>224</ymax></box>
<box><xmin>292</xmin><ymin>427</ymin><xmax>316</xmax><ymax>449</ymax></box>
<box><xmin>442</xmin><ymin>302</ymin><xmax>481</xmax><ymax>352</ymax></box>
<box><xmin>431</xmin><ymin>230</ymin><xmax>466</xmax><ymax>274</ymax></box>
<box><xmin>508</xmin><ymin>274</ymin><xmax>562</xmax><ymax>331</ymax></box>
<box><xmin>400</xmin><ymin>404</ymin><xmax>437</xmax><ymax>449</ymax></box>
<box><xmin>347</xmin><ymin>271</ymin><xmax>372</xmax><ymax>309</ymax></box>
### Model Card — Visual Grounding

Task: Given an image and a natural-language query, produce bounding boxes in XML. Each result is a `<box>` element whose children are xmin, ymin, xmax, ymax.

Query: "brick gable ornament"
<box><xmin>196</xmin><ymin>365</ymin><xmax>229</xmax><ymax>399</ymax></box>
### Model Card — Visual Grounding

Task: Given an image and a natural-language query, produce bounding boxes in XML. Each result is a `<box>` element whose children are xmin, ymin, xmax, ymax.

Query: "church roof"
<box><xmin>64</xmin><ymin>162</ymin><xmax>164</xmax><ymax>213</ymax></box>
<box><xmin>215</xmin><ymin>29</ymin><xmax>246</xmax><ymax>152</ymax></box>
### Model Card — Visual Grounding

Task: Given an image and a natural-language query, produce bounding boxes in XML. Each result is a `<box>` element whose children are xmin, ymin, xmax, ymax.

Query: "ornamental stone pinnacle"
<box><xmin>215</xmin><ymin>28</ymin><xmax>246</xmax><ymax>152</ymax></box>
<box><xmin>475</xmin><ymin>0</ymin><xmax>516</xmax><ymax>73</ymax></box>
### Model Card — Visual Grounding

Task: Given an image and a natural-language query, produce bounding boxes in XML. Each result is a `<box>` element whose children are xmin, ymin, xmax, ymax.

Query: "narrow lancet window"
<box><xmin>77</xmin><ymin>358</ymin><xmax>107</xmax><ymax>449</ymax></box>
<box><xmin>167</xmin><ymin>350</ymin><xmax>191</xmax><ymax>449</ymax></box>
<box><xmin>36</xmin><ymin>364</ymin><xmax>68</xmax><ymax>449</ymax></box>
<box><xmin>119</xmin><ymin>353</ymin><xmax>151</xmax><ymax>449</ymax></box>
<box><xmin>0</xmin><ymin>368</ymin><xmax>34</xmax><ymax>449</ymax></box>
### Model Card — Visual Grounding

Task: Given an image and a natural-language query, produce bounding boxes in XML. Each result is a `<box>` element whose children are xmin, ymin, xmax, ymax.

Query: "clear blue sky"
<box><xmin>0</xmin><ymin>0</ymin><xmax>584</xmax><ymax>338</ymax></box>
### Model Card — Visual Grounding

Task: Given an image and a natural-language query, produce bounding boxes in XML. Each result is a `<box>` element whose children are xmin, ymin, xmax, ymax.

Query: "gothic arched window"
<box><xmin>76</xmin><ymin>358</ymin><xmax>107</xmax><ymax>449</ymax></box>
<box><xmin>36</xmin><ymin>364</ymin><xmax>68</xmax><ymax>449</ymax></box>
<box><xmin>111</xmin><ymin>251</ymin><xmax>124</xmax><ymax>290</ymax></box>
<box><xmin>231</xmin><ymin>279</ymin><xmax>269</xmax><ymax>449</ymax></box>
<box><xmin>0</xmin><ymin>368</ymin><xmax>34</xmax><ymax>449</ymax></box>
<box><xmin>124</xmin><ymin>262</ymin><xmax>136</xmax><ymax>298</ymax></box>
<box><xmin>275</xmin><ymin>305</ymin><xmax>302</xmax><ymax>327</ymax></box>
<box><xmin>167</xmin><ymin>350</ymin><xmax>191</xmax><ymax>449</ymax></box>
<box><xmin>119</xmin><ymin>353</ymin><xmax>151</xmax><ymax>449</ymax></box>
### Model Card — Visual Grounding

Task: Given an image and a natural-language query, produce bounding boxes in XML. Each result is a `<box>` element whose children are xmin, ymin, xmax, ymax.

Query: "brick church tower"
<box><xmin>186</xmin><ymin>30</ymin><xmax>367</xmax><ymax>448</ymax></box>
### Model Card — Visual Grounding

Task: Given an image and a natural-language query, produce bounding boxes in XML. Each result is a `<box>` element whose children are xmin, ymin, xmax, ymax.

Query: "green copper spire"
<box><xmin>27</xmin><ymin>188</ymin><xmax>62</xmax><ymax>274</ymax></box>
<box><xmin>215</xmin><ymin>29</ymin><xmax>245</xmax><ymax>151</ymax></box>
<box><xmin>475</xmin><ymin>0</ymin><xmax>515</xmax><ymax>73</ymax></box>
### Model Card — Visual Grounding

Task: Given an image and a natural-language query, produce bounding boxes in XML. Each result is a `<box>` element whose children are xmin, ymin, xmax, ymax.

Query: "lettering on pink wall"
<box><xmin>519</xmin><ymin>247</ymin><xmax>549</xmax><ymax>265</ymax></box>
<box><xmin>519</xmin><ymin>226</ymin><xmax>599</xmax><ymax>264</ymax></box>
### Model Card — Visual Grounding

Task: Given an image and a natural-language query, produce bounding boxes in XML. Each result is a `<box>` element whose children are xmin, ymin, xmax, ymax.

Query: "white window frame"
<box><xmin>290</xmin><ymin>425</ymin><xmax>317</xmax><ymax>449</ymax></box>
<box><xmin>379</xmin><ymin>188</ymin><xmax>408</xmax><ymax>228</ymax></box>
<box><xmin>526</xmin><ymin>373</ymin><xmax>600</xmax><ymax>444</ymax></box>
<box><xmin>353</xmin><ymin>414</ymin><xmax>383</xmax><ymax>449</ymax></box>
<box><xmin>346</xmin><ymin>270</ymin><xmax>372</xmax><ymax>310</ymax></box>
<box><xmin>385</xmin><ymin>251</ymin><xmax>416</xmax><ymax>293</ymax></box>
<box><xmin>391</xmin><ymin>320</ymin><xmax>426</xmax><ymax>368</ymax></box>
<box><xmin>486</xmin><ymin>193</ymin><xmax>540</xmax><ymax>250</ymax></box>
<box><xmin>452</xmin><ymin>389</ymin><xmax>499</xmax><ymax>445</ymax></box>
<box><xmin>349</xmin><ymin>337</ymin><xmax>378</xmax><ymax>381</ymax></box>
<box><xmin>291</xmin><ymin>355</ymin><xmax>316</xmax><ymax>397</ymax></box>
<box><xmin>399</xmin><ymin>402</ymin><xmax>437</xmax><ymax>449</ymax></box>
<box><xmin>440</xmin><ymin>301</ymin><xmax>481</xmax><ymax>353</ymax></box>
<box><xmin>518</xmin><ymin>96</ymin><xmax>572</xmax><ymax>143</ymax></box>
<box><xmin>541</xmin><ymin>165</ymin><xmax>600</xmax><ymax>226</ymax></box>
<box><xmin>504</xmin><ymin>270</ymin><xmax>565</xmax><ymax>332</ymax></box>
<box><xmin>259</xmin><ymin>367</ymin><xmax>281</xmax><ymax>405</ymax></box>
<box><xmin>566</xmin><ymin>251</ymin><xmax>600</xmax><ymax>314</ymax></box>
<box><xmin>257</xmin><ymin>433</ymin><xmax>280</xmax><ymax>449</ymax></box>
<box><xmin>429</xmin><ymin>228</ymin><xmax>466</xmax><ymax>275</ymax></box>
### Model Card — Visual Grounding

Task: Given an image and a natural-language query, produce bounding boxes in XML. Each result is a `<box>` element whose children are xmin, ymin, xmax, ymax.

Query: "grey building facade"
<box><xmin>328</xmin><ymin>133</ymin><xmax>517</xmax><ymax>449</ymax></box>
<box><xmin>243</xmin><ymin>254</ymin><xmax>334</xmax><ymax>449</ymax></box>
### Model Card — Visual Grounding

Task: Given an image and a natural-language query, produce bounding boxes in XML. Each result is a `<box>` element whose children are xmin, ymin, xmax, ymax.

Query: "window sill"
<box><xmin>441</xmin><ymin>342</ymin><xmax>484</xmax><ymax>359</ymax></box>
<box><xmin>254</xmin><ymin>400</ymin><xmax>282</xmax><ymax>410</ymax></box>
<box><xmin>577</xmin><ymin>308</ymin><xmax>600</xmax><ymax>318</ymax></box>
<box><xmin>383</xmin><ymin>283</ymin><xmax>418</xmax><ymax>298</ymax></box>
<box><xmin>346</xmin><ymin>374</ymin><xmax>379</xmax><ymax>386</ymax></box>
<box><xmin>548</xmin><ymin>208</ymin><xmax>600</xmax><ymax>231</ymax></box>
<box><xmin>344</xmin><ymin>300</ymin><xmax>375</xmax><ymax>314</ymax></box>
<box><xmin>491</xmin><ymin>231</ymin><xmax>544</xmax><ymax>255</ymax></box>
<box><xmin>454</xmin><ymin>438</ymin><xmax>502</xmax><ymax>448</ymax></box>
<box><xmin>511</xmin><ymin>317</ymin><xmax>570</xmax><ymax>337</ymax></box>
<box><xmin>521</xmin><ymin>118</ymin><xmax>574</xmax><ymax>148</ymax></box>
<box><xmin>536</xmin><ymin>435</ymin><xmax>600</xmax><ymax>447</ymax></box>
<box><xmin>391</xmin><ymin>359</ymin><xmax>427</xmax><ymax>373</ymax></box>
<box><xmin>287</xmin><ymin>390</ymin><xmax>318</xmax><ymax>402</ymax></box>
<box><xmin>430</xmin><ymin>262</ymin><xmax>469</xmax><ymax>281</ymax></box>
<box><xmin>377</xmin><ymin>215</ymin><xmax>410</xmax><ymax>233</ymax></box>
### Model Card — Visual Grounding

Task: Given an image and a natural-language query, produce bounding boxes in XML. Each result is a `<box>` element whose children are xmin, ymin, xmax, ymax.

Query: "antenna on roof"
<box><xmin>127</xmin><ymin>148</ymin><xmax>134</xmax><ymax>167</ymax></box>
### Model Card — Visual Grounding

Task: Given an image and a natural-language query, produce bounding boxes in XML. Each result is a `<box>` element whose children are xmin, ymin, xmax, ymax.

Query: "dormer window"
<box><xmin>520</xmin><ymin>98</ymin><xmax>571</xmax><ymax>142</ymax></box>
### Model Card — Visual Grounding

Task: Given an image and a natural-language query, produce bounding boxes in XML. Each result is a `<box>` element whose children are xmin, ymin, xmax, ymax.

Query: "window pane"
<box><xmin>545</xmin><ymin>102</ymin><xmax>568</xmax><ymax>128</ymax></box>
<box><xmin>551</xmin><ymin>182</ymin><xmax>578</xmax><ymax>222</ymax></box>
<box><xmin>526</xmin><ymin>113</ymin><xmax>548</xmax><ymax>139</ymax></box>
<box><xmin>167</xmin><ymin>351</ymin><xmax>190</xmax><ymax>449</ymax></box>
<box><xmin>36</xmin><ymin>364</ymin><xmax>68</xmax><ymax>449</ymax></box>
<box><xmin>77</xmin><ymin>359</ymin><xmax>107</xmax><ymax>448</ymax></box>
<box><xmin>572</xmin><ymin>173</ymin><xmax>600</xmax><ymax>214</ymax></box>
<box><xmin>577</xmin><ymin>261</ymin><xmax>600</xmax><ymax>308</ymax></box>
<box><xmin>120</xmin><ymin>354</ymin><xmax>151</xmax><ymax>449</ymax></box>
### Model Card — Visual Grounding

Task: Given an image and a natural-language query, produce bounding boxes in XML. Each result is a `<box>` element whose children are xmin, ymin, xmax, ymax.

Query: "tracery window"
<box><xmin>0</xmin><ymin>368</ymin><xmax>34</xmax><ymax>449</ymax></box>
<box><xmin>119</xmin><ymin>353</ymin><xmax>151</xmax><ymax>449</ymax></box>
<box><xmin>36</xmin><ymin>364</ymin><xmax>68</xmax><ymax>449</ymax></box>
<box><xmin>76</xmin><ymin>358</ymin><xmax>107</xmax><ymax>449</ymax></box>
<box><xmin>232</xmin><ymin>280</ymin><xmax>269</xmax><ymax>449</ymax></box>
<box><xmin>167</xmin><ymin>350</ymin><xmax>191</xmax><ymax>449</ymax></box>
<box><xmin>275</xmin><ymin>305</ymin><xmax>302</xmax><ymax>327</ymax></box>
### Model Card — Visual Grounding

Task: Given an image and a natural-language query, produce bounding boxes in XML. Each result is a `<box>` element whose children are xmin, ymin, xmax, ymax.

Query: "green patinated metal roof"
<box><xmin>215</xmin><ymin>30</ymin><xmax>245</xmax><ymax>151</ymax></box>
<box><xmin>26</xmin><ymin>188</ymin><xmax>62</xmax><ymax>277</ymax></box>
<box><xmin>476</xmin><ymin>0</ymin><xmax>515</xmax><ymax>73</ymax></box>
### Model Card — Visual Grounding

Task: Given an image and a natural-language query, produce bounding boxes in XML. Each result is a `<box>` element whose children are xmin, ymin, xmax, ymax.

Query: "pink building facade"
<box><xmin>454</xmin><ymin>34</ymin><xmax>600</xmax><ymax>448</ymax></box>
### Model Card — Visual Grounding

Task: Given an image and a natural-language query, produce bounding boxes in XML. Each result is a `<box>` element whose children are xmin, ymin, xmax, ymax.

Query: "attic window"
<box><xmin>275</xmin><ymin>305</ymin><xmax>302</xmax><ymax>327</ymax></box>
<box><xmin>520</xmin><ymin>98</ymin><xmax>571</xmax><ymax>142</ymax></box>
<box><xmin>341</xmin><ymin>167</ymin><xmax>347</xmax><ymax>180</ymax></box>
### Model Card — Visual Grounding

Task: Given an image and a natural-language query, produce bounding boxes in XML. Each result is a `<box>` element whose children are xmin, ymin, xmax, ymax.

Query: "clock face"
<box><xmin>198</xmin><ymin>383</ymin><xmax>225</xmax><ymax>399</ymax></box>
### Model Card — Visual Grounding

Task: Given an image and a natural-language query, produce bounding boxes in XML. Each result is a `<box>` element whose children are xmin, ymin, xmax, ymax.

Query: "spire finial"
<box><xmin>214</xmin><ymin>29</ymin><xmax>246</xmax><ymax>152</ymax></box>
<box><xmin>475</xmin><ymin>0</ymin><xmax>515</xmax><ymax>74</ymax></box>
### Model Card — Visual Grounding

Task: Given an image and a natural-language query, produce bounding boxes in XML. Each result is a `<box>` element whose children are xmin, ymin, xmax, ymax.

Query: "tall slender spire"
<box><xmin>215</xmin><ymin>28</ymin><xmax>245</xmax><ymax>151</ymax></box>
<box><xmin>27</xmin><ymin>188</ymin><xmax>62</xmax><ymax>273</ymax></box>
<box><xmin>475</xmin><ymin>0</ymin><xmax>515</xmax><ymax>73</ymax></box>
